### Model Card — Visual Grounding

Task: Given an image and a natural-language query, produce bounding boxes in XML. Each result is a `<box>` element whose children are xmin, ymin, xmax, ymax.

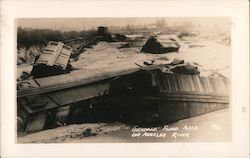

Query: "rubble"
<box><xmin>170</xmin><ymin>63</ymin><xmax>200</xmax><ymax>75</ymax></box>
<box><xmin>82</xmin><ymin>128</ymin><xmax>97</xmax><ymax>137</ymax></box>
<box><xmin>143</xmin><ymin>60</ymin><xmax>155</xmax><ymax>66</ymax></box>
<box><xmin>113</xmin><ymin>34</ymin><xmax>127</xmax><ymax>42</ymax></box>
<box><xmin>188</xmin><ymin>44</ymin><xmax>205</xmax><ymax>48</ymax></box>
<box><xmin>20</xmin><ymin>71</ymin><xmax>31</xmax><ymax>80</ymax></box>
<box><xmin>31</xmin><ymin>41</ymin><xmax>73</xmax><ymax>78</ymax></box>
<box><xmin>170</xmin><ymin>58</ymin><xmax>184</xmax><ymax>65</ymax></box>
<box><xmin>118</xmin><ymin>43</ymin><xmax>130</xmax><ymax>49</ymax></box>
<box><xmin>141</xmin><ymin>36</ymin><xmax>180</xmax><ymax>54</ymax></box>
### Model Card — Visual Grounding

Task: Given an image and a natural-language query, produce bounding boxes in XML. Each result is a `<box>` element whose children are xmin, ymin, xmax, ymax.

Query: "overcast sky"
<box><xmin>17</xmin><ymin>17</ymin><xmax>230</xmax><ymax>31</ymax></box>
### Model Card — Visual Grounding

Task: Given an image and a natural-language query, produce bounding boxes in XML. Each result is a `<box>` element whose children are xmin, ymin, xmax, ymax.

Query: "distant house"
<box><xmin>97</xmin><ymin>26</ymin><xmax>109</xmax><ymax>36</ymax></box>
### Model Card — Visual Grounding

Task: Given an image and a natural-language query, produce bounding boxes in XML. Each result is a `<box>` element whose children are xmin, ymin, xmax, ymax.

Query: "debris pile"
<box><xmin>170</xmin><ymin>63</ymin><xmax>200</xmax><ymax>75</ymax></box>
<box><xmin>97</xmin><ymin>26</ymin><xmax>113</xmax><ymax>42</ymax></box>
<box><xmin>139</xmin><ymin>58</ymin><xmax>200</xmax><ymax>75</ymax></box>
<box><xmin>19</xmin><ymin>71</ymin><xmax>31</xmax><ymax>80</ymax></box>
<box><xmin>170</xmin><ymin>58</ymin><xmax>184</xmax><ymax>65</ymax></box>
<box><xmin>143</xmin><ymin>60</ymin><xmax>155</xmax><ymax>66</ymax></box>
<box><xmin>31</xmin><ymin>41</ymin><xmax>73</xmax><ymax>78</ymax></box>
<box><xmin>118</xmin><ymin>43</ymin><xmax>130</xmax><ymax>49</ymax></box>
<box><xmin>141</xmin><ymin>36</ymin><xmax>180</xmax><ymax>54</ymax></box>
<box><xmin>112</xmin><ymin>34</ymin><xmax>127</xmax><ymax>42</ymax></box>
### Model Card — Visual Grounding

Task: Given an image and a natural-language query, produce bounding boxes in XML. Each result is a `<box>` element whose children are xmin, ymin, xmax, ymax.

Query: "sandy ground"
<box><xmin>17</xmin><ymin>108</ymin><xmax>231</xmax><ymax>143</ymax></box>
<box><xmin>70</xmin><ymin>37</ymin><xmax>230</xmax><ymax>78</ymax></box>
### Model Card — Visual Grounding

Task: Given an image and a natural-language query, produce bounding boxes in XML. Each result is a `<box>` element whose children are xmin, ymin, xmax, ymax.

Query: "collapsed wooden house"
<box><xmin>17</xmin><ymin>63</ymin><xmax>229</xmax><ymax>132</ymax></box>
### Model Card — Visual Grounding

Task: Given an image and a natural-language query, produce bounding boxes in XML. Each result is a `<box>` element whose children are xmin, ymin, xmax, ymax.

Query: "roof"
<box><xmin>156</xmin><ymin>37</ymin><xmax>180</xmax><ymax>48</ymax></box>
<box><xmin>35</xmin><ymin>41</ymin><xmax>72</xmax><ymax>69</ymax></box>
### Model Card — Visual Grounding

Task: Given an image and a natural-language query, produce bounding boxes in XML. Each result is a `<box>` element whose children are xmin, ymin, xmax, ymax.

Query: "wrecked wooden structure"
<box><xmin>141</xmin><ymin>37</ymin><xmax>180</xmax><ymax>54</ymax></box>
<box><xmin>17</xmin><ymin>64</ymin><xmax>229</xmax><ymax>132</ymax></box>
<box><xmin>31</xmin><ymin>41</ymin><xmax>72</xmax><ymax>78</ymax></box>
<box><xmin>109</xmin><ymin>69</ymin><xmax>229</xmax><ymax>124</ymax></box>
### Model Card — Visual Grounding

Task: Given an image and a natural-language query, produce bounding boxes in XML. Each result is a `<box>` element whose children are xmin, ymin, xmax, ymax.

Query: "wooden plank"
<box><xmin>218</xmin><ymin>78</ymin><xmax>227</xmax><ymax>95</ymax></box>
<box><xmin>60</xmin><ymin>49</ymin><xmax>72</xmax><ymax>56</ymax></box>
<box><xmin>222</xmin><ymin>78</ymin><xmax>229</xmax><ymax>93</ymax></box>
<box><xmin>169</xmin><ymin>75</ymin><xmax>176</xmax><ymax>91</ymax></box>
<box><xmin>148</xmin><ymin>96</ymin><xmax>229</xmax><ymax>104</ymax></box>
<box><xmin>196</xmin><ymin>76</ymin><xmax>204</xmax><ymax>93</ymax></box>
<box><xmin>43</xmin><ymin>50</ymin><xmax>54</xmax><ymax>54</ymax></box>
<box><xmin>44</xmin><ymin>48</ymin><xmax>55</xmax><ymax>52</ymax></box>
<box><xmin>55</xmin><ymin>59</ymin><xmax>68</xmax><ymax>66</ymax></box>
<box><xmin>202</xmin><ymin>77</ymin><xmax>210</xmax><ymax>94</ymax></box>
<box><xmin>205</xmin><ymin>77</ymin><xmax>213</xmax><ymax>94</ymax></box>
<box><xmin>47</xmin><ymin>42</ymin><xmax>64</xmax><ymax>66</ymax></box>
<box><xmin>57</xmin><ymin>52</ymin><xmax>70</xmax><ymax>58</ymax></box>
<box><xmin>161</xmin><ymin>73</ymin><xmax>168</xmax><ymax>91</ymax></box>
<box><xmin>157</xmin><ymin>73</ymin><xmax>165</xmax><ymax>92</ymax></box>
<box><xmin>176</xmin><ymin>74</ymin><xmax>184</xmax><ymax>92</ymax></box>
<box><xmin>180</xmin><ymin>75</ymin><xmax>189</xmax><ymax>91</ymax></box>
<box><xmin>212</xmin><ymin>78</ymin><xmax>220</xmax><ymax>94</ymax></box>
<box><xmin>45</xmin><ymin>45</ymin><xmax>57</xmax><ymax>51</ymax></box>
<box><xmin>37</xmin><ymin>54</ymin><xmax>51</xmax><ymax>60</ymax></box>
<box><xmin>191</xmin><ymin>75</ymin><xmax>199</xmax><ymax>92</ymax></box>
<box><xmin>55</xmin><ymin>56</ymin><xmax>69</xmax><ymax>64</ymax></box>
<box><xmin>207</xmin><ymin>77</ymin><xmax>215</xmax><ymax>94</ymax></box>
<box><xmin>172</xmin><ymin>75</ymin><xmax>179</xmax><ymax>92</ymax></box>
<box><xmin>173</xmin><ymin>74</ymin><xmax>181</xmax><ymax>92</ymax></box>
<box><xmin>209</xmin><ymin>77</ymin><xmax>217</xmax><ymax>94</ymax></box>
<box><xmin>165</xmin><ymin>74</ymin><xmax>172</xmax><ymax>91</ymax></box>
<box><xmin>199</xmin><ymin>77</ymin><xmax>207</xmax><ymax>93</ymax></box>
<box><xmin>224</xmin><ymin>78</ymin><xmax>230</xmax><ymax>92</ymax></box>
<box><xmin>184</xmin><ymin>75</ymin><xmax>192</xmax><ymax>92</ymax></box>
<box><xmin>187</xmin><ymin>75</ymin><xmax>194</xmax><ymax>92</ymax></box>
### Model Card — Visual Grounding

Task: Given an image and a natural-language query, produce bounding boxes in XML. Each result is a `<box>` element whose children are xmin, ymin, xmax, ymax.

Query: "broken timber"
<box><xmin>17</xmin><ymin>64</ymin><xmax>229</xmax><ymax>132</ymax></box>
<box><xmin>31</xmin><ymin>41</ymin><xmax>72</xmax><ymax>78</ymax></box>
<box><xmin>109</xmin><ymin>69</ymin><xmax>229</xmax><ymax>123</ymax></box>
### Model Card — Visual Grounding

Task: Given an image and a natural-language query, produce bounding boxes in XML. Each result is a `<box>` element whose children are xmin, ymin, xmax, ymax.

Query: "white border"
<box><xmin>1</xmin><ymin>0</ymin><xmax>249</xmax><ymax>158</ymax></box>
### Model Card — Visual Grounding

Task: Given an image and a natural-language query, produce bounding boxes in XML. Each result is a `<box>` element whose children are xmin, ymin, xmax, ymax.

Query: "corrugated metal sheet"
<box><xmin>35</xmin><ymin>41</ymin><xmax>72</xmax><ymax>69</ymax></box>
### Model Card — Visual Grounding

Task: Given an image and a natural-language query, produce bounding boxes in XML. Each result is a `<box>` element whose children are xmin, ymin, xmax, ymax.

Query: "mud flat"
<box><xmin>70</xmin><ymin>37</ymin><xmax>230</xmax><ymax>78</ymax></box>
<box><xmin>17</xmin><ymin>108</ymin><xmax>231</xmax><ymax>143</ymax></box>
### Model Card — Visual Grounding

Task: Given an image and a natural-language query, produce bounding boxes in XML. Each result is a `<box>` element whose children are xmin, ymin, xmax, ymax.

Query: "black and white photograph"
<box><xmin>16</xmin><ymin>17</ymin><xmax>231</xmax><ymax>143</ymax></box>
<box><xmin>1</xmin><ymin>0</ymin><xmax>249</xmax><ymax>158</ymax></box>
